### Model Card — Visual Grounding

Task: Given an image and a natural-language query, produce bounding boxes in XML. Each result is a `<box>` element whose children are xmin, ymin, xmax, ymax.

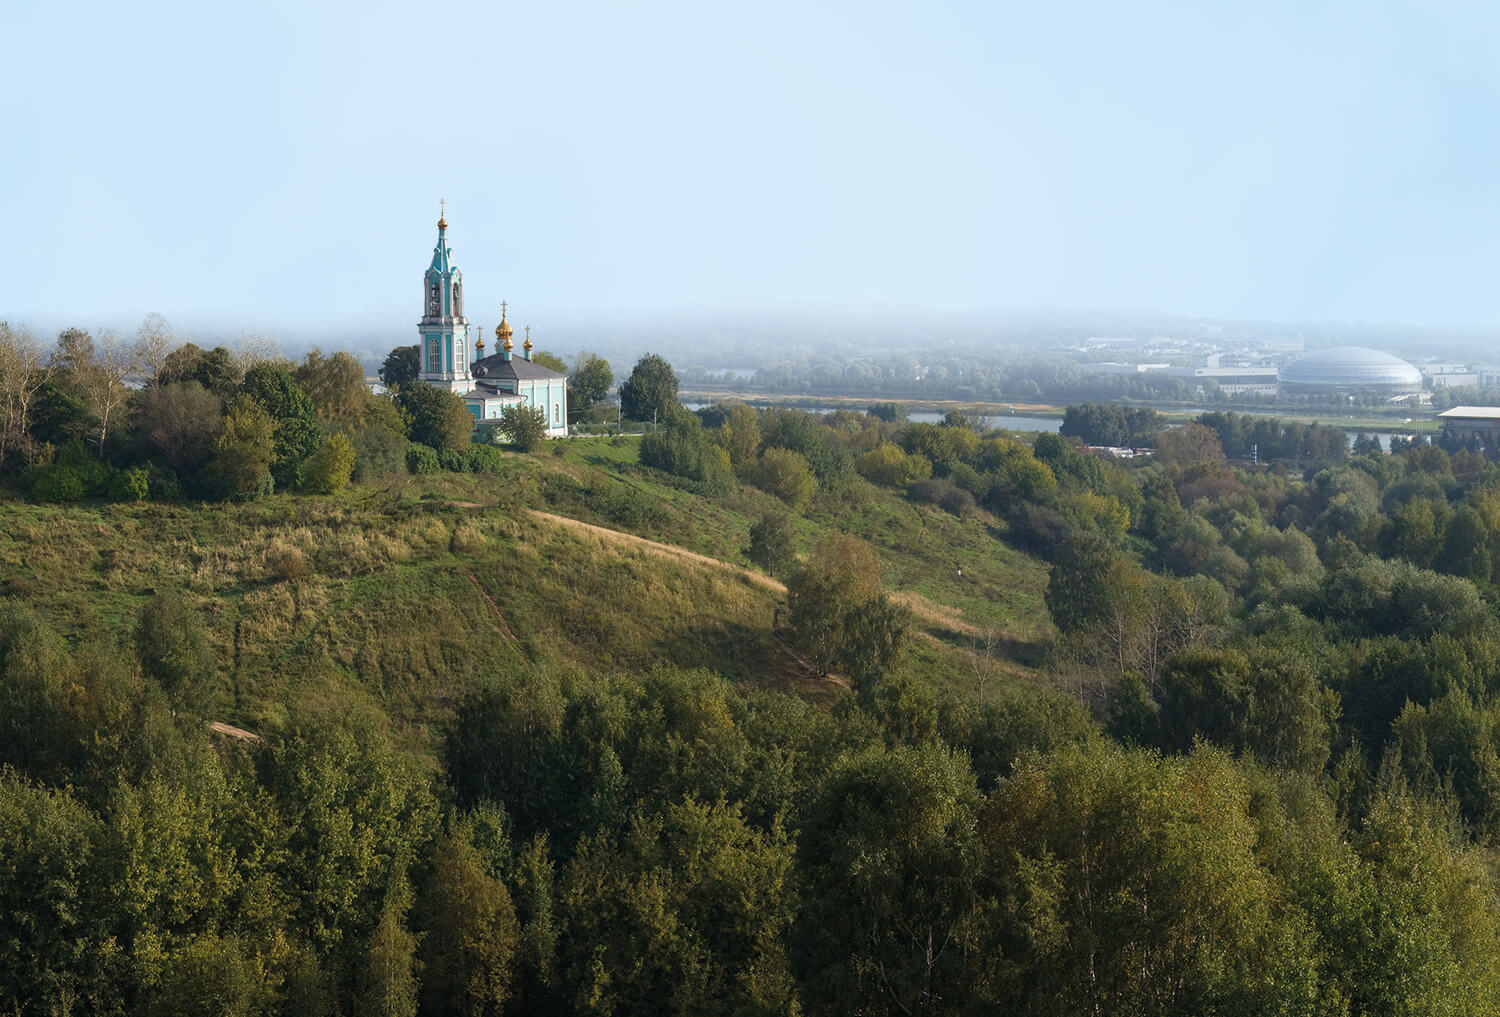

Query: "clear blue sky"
<box><xmin>5</xmin><ymin>0</ymin><xmax>1500</xmax><ymax>331</ymax></box>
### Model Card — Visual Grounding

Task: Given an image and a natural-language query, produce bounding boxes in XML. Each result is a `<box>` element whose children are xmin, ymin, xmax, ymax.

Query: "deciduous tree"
<box><xmin>296</xmin><ymin>348</ymin><xmax>371</xmax><ymax>428</ymax></box>
<box><xmin>209</xmin><ymin>394</ymin><xmax>276</xmax><ymax>499</ymax></box>
<box><xmin>786</xmin><ymin>533</ymin><xmax>909</xmax><ymax>685</ymax></box>
<box><xmin>747</xmin><ymin>511</ymin><xmax>797</xmax><ymax>577</ymax></box>
<box><xmin>418</xmin><ymin>826</ymin><xmax>520</xmax><ymax>1017</ymax></box>
<box><xmin>303</xmin><ymin>431</ymin><xmax>357</xmax><ymax>494</ymax></box>
<box><xmin>798</xmin><ymin>743</ymin><xmax>983</xmax><ymax>1015</ymax></box>
<box><xmin>530</xmin><ymin>350</ymin><xmax>567</xmax><ymax>374</ymax></box>
<box><xmin>398</xmin><ymin>382</ymin><xmax>472</xmax><ymax>454</ymax></box>
<box><xmin>618</xmin><ymin>353</ymin><xmax>678</xmax><ymax>422</ymax></box>
<box><xmin>134</xmin><ymin>312</ymin><xmax>177</xmax><ymax>386</ymax></box>
<box><xmin>498</xmin><ymin>404</ymin><xmax>548</xmax><ymax>452</ymax></box>
<box><xmin>380</xmin><ymin>345</ymin><xmax>420</xmax><ymax>389</ymax></box>
<box><xmin>52</xmin><ymin>327</ymin><xmax>138</xmax><ymax>457</ymax></box>
<box><xmin>0</xmin><ymin>320</ymin><xmax>46</xmax><ymax>469</ymax></box>
<box><xmin>242</xmin><ymin>362</ymin><xmax>321</xmax><ymax>489</ymax></box>
<box><xmin>567</xmin><ymin>353</ymin><xmax>613</xmax><ymax>416</ymax></box>
<box><xmin>134</xmin><ymin>380</ymin><xmax>223</xmax><ymax>474</ymax></box>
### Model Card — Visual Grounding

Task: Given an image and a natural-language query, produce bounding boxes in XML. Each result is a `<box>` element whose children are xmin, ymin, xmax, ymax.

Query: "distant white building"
<box><xmin>1085</xmin><ymin>363</ymin><xmax>1171</xmax><ymax>375</ymax></box>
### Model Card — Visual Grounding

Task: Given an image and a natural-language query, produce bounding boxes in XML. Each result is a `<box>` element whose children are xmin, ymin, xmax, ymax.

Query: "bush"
<box><xmin>855</xmin><ymin>444</ymin><xmax>916</xmax><ymax>487</ymax></box>
<box><xmin>406</xmin><ymin>442</ymin><xmax>441</xmax><ymax>475</ymax></box>
<box><xmin>146</xmin><ymin>464</ymin><xmax>182</xmax><ymax>500</ymax></box>
<box><xmin>465</xmin><ymin>444</ymin><xmax>505</xmax><ymax>473</ymax></box>
<box><xmin>109</xmin><ymin>466</ymin><xmax>149</xmax><ymax>502</ymax></box>
<box><xmin>303</xmin><ymin>432</ymin><xmax>357</xmax><ymax>494</ymax></box>
<box><xmin>30</xmin><ymin>441</ymin><xmax>112</xmax><ymax>502</ymax></box>
<box><xmin>938</xmin><ymin>485</ymin><xmax>976</xmax><ymax>517</ymax></box>
<box><xmin>640</xmin><ymin>407</ymin><xmax>733</xmax><ymax>494</ymax></box>
<box><xmin>352</xmin><ymin>423</ymin><xmax>407</xmax><ymax>481</ymax></box>
<box><xmin>30</xmin><ymin>465</ymin><xmax>88</xmax><ymax>503</ymax></box>
<box><xmin>498</xmin><ymin>404</ymin><xmax>549</xmax><ymax>452</ymax></box>
<box><xmin>754</xmin><ymin>448</ymin><xmax>817</xmax><ymax>511</ymax></box>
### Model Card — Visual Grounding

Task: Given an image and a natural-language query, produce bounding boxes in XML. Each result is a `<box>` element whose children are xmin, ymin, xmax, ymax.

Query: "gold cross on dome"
<box><xmin>440</xmin><ymin>198</ymin><xmax>446</xmax><ymax>218</ymax></box>
<box><xmin>501</xmin><ymin>300</ymin><xmax>507</xmax><ymax>318</ymax></box>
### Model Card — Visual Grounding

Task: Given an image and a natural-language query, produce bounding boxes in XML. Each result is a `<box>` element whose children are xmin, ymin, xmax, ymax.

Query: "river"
<box><xmin>683</xmin><ymin>402</ymin><xmax>1409</xmax><ymax>450</ymax></box>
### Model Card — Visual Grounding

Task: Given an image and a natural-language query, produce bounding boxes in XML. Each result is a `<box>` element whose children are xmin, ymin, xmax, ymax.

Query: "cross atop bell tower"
<box><xmin>418</xmin><ymin>201</ymin><xmax>472</xmax><ymax>392</ymax></box>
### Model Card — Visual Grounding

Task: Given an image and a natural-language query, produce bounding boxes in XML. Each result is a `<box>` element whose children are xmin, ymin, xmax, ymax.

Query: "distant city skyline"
<box><xmin>7</xmin><ymin>0</ymin><xmax>1500</xmax><ymax>329</ymax></box>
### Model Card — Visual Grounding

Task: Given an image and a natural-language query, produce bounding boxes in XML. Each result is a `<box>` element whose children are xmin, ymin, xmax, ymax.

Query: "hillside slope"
<box><xmin>0</xmin><ymin>442</ymin><xmax>1053</xmax><ymax>744</ymax></box>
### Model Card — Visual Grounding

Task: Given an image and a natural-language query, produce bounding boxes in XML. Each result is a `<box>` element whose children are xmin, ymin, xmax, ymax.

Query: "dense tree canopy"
<box><xmin>567</xmin><ymin>354</ymin><xmax>613</xmax><ymax>417</ymax></box>
<box><xmin>381</xmin><ymin>345</ymin><xmax>420</xmax><ymax>389</ymax></box>
<box><xmin>618</xmin><ymin>353</ymin><xmax>678</xmax><ymax>423</ymax></box>
<box><xmin>398</xmin><ymin>383</ymin><xmax>473</xmax><ymax>454</ymax></box>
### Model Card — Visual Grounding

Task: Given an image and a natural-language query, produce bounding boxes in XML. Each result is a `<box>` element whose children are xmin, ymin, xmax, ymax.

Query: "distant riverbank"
<box><xmin>679</xmin><ymin>389</ymin><xmax>1442</xmax><ymax>447</ymax></box>
<box><xmin>678</xmin><ymin>389</ymin><xmax>1066</xmax><ymax>420</ymax></box>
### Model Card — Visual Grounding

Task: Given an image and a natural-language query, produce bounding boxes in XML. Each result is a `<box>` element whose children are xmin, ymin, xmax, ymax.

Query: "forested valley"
<box><xmin>7</xmin><ymin>322</ymin><xmax>1500</xmax><ymax>1015</ymax></box>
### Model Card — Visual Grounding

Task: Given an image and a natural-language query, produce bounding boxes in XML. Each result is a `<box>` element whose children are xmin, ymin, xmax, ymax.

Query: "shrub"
<box><xmin>266</xmin><ymin>544</ymin><xmax>308</xmax><ymax>581</ymax></box>
<box><xmin>303</xmin><ymin>432</ymin><xmax>357</xmax><ymax>494</ymax></box>
<box><xmin>754</xmin><ymin>448</ymin><xmax>817</xmax><ymax>511</ymax></box>
<box><xmin>110</xmin><ymin>466</ymin><xmax>149</xmax><ymax>502</ymax></box>
<box><xmin>939</xmin><ymin>485</ymin><xmax>976</xmax><ymax>517</ymax></box>
<box><xmin>406</xmin><ymin>442</ymin><xmax>441</xmax><ymax>475</ymax></box>
<box><xmin>498</xmin><ymin>404</ymin><xmax>549</xmax><ymax>452</ymax></box>
<box><xmin>30</xmin><ymin>441</ymin><xmax>112</xmax><ymax>502</ymax></box>
<box><xmin>466</xmin><ymin>445</ymin><xmax>505</xmax><ymax>473</ymax></box>
<box><xmin>30</xmin><ymin>465</ymin><xmax>88</xmax><ymax>503</ymax></box>
<box><xmin>352</xmin><ymin>423</ymin><xmax>407</xmax><ymax>481</ymax></box>
<box><xmin>146</xmin><ymin>464</ymin><xmax>182</xmax><ymax>500</ymax></box>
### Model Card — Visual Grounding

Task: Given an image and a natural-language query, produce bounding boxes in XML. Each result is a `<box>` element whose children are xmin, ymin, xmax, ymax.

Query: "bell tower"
<box><xmin>417</xmin><ymin>200</ymin><xmax>473</xmax><ymax>392</ymax></box>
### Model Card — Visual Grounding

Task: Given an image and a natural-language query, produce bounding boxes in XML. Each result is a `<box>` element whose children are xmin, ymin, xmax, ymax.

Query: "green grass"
<box><xmin>0</xmin><ymin>440</ymin><xmax>1056</xmax><ymax>749</ymax></box>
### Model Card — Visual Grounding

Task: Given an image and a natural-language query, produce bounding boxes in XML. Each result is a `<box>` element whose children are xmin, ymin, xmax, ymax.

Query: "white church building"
<box><xmin>417</xmin><ymin>206</ymin><xmax>568</xmax><ymax>437</ymax></box>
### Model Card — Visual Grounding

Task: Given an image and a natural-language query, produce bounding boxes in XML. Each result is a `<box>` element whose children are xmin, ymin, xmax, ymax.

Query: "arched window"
<box><xmin>554</xmin><ymin>403</ymin><xmax>561</xmax><ymax>424</ymax></box>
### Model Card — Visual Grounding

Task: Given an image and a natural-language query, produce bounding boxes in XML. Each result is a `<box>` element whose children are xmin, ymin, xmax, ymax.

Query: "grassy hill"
<box><xmin>0</xmin><ymin>437</ymin><xmax>1053</xmax><ymax>751</ymax></box>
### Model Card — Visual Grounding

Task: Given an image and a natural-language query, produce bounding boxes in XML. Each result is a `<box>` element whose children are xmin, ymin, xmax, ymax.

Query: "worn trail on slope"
<box><xmin>525</xmin><ymin>509</ymin><xmax>976</xmax><ymax>638</ymax></box>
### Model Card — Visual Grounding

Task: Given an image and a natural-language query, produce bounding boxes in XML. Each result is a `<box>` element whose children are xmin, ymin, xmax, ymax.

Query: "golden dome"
<box><xmin>523</xmin><ymin>325</ymin><xmax>533</xmax><ymax>352</ymax></box>
<box><xmin>437</xmin><ymin>197</ymin><xmax>448</xmax><ymax>230</ymax></box>
<box><xmin>495</xmin><ymin>300</ymin><xmax>513</xmax><ymax>349</ymax></box>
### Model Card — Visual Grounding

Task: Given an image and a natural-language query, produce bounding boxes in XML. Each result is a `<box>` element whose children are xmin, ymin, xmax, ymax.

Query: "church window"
<box><xmin>554</xmin><ymin>403</ymin><xmax>561</xmax><ymax>424</ymax></box>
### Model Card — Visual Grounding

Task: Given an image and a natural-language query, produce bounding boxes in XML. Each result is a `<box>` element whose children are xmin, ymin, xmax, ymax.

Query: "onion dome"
<box><xmin>496</xmin><ymin>301</ymin><xmax>514</xmax><ymax>351</ymax></box>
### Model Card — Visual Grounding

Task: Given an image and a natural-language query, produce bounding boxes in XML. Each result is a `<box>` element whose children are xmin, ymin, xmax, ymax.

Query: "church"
<box><xmin>417</xmin><ymin>205</ymin><xmax>568</xmax><ymax>437</ymax></box>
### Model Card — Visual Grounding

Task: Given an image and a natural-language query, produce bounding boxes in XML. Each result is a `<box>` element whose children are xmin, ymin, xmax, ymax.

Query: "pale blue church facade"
<box><xmin>417</xmin><ymin>209</ymin><xmax>568</xmax><ymax>437</ymax></box>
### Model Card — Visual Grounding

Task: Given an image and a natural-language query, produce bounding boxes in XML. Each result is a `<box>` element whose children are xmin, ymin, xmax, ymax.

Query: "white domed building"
<box><xmin>1278</xmin><ymin>347</ymin><xmax>1423</xmax><ymax>399</ymax></box>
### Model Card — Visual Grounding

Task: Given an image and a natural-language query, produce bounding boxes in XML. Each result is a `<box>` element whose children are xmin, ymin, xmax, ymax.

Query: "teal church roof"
<box><xmin>428</xmin><ymin>219</ymin><xmax>459</xmax><ymax>280</ymax></box>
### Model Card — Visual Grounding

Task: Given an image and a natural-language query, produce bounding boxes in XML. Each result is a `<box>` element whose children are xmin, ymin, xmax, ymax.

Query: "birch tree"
<box><xmin>0</xmin><ymin>321</ymin><xmax>46</xmax><ymax>468</ymax></box>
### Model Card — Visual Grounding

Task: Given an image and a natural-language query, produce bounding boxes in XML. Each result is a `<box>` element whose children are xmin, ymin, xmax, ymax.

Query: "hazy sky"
<box><xmin>6</xmin><ymin>0</ymin><xmax>1500</xmax><ymax>331</ymax></box>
